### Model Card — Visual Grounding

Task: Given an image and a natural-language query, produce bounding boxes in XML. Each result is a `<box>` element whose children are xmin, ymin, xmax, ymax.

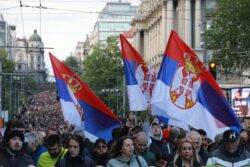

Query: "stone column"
<box><xmin>195</xmin><ymin>0</ymin><xmax>201</xmax><ymax>50</ymax></box>
<box><xmin>161</xmin><ymin>2</ymin><xmax>167</xmax><ymax>51</ymax></box>
<box><xmin>184</xmin><ymin>0</ymin><xmax>192</xmax><ymax>46</ymax></box>
<box><xmin>166</xmin><ymin>0</ymin><xmax>174</xmax><ymax>41</ymax></box>
<box><xmin>144</xmin><ymin>29</ymin><xmax>148</xmax><ymax>58</ymax></box>
<box><xmin>134</xmin><ymin>29</ymin><xmax>140</xmax><ymax>53</ymax></box>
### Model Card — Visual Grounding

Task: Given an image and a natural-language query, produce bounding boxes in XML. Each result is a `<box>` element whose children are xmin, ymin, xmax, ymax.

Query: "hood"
<box><xmin>149</xmin><ymin>124</ymin><xmax>163</xmax><ymax>141</ymax></box>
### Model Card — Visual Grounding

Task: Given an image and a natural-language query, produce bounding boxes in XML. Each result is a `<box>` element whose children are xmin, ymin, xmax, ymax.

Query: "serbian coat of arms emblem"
<box><xmin>170</xmin><ymin>53</ymin><xmax>202</xmax><ymax>109</ymax></box>
<box><xmin>135</xmin><ymin>64</ymin><xmax>157</xmax><ymax>103</ymax></box>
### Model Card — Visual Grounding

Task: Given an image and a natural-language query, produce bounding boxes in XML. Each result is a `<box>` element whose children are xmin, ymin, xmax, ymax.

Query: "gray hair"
<box><xmin>25</xmin><ymin>132</ymin><xmax>42</xmax><ymax>146</ymax></box>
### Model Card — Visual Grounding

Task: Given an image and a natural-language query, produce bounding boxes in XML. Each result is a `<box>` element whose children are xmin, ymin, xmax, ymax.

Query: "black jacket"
<box><xmin>168</xmin><ymin>157</ymin><xmax>202</xmax><ymax>167</ymax></box>
<box><xmin>149</xmin><ymin>137</ymin><xmax>171</xmax><ymax>162</ymax></box>
<box><xmin>92</xmin><ymin>153</ymin><xmax>110</xmax><ymax>166</ymax></box>
<box><xmin>0</xmin><ymin>147</ymin><xmax>35</xmax><ymax>167</ymax></box>
<box><xmin>55</xmin><ymin>152</ymin><xmax>94</xmax><ymax>167</ymax></box>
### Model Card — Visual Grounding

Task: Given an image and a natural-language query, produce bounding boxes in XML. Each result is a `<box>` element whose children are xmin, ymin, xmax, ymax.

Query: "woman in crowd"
<box><xmin>92</xmin><ymin>138</ymin><xmax>110</xmax><ymax>166</ymax></box>
<box><xmin>107</xmin><ymin>136</ymin><xmax>148</xmax><ymax>167</ymax></box>
<box><xmin>169</xmin><ymin>138</ymin><xmax>202</xmax><ymax>167</ymax></box>
<box><xmin>55</xmin><ymin>134</ymin><xmax>94</xmax><ymax>167</ymax></box>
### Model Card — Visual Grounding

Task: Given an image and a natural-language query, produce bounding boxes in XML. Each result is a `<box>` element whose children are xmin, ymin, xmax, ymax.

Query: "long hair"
<box><xmin>111</xmin><ymin>136</ymin><xmax>132</xmax><ymax>158</ymax></box>
<box><xmin>173</xmin><ymin>138</ymin><xmax>200</xmax><ymax>167</ymax></box>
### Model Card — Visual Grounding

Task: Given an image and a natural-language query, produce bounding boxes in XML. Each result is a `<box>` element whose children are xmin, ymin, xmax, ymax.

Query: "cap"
<box><xmin>223</xmin><ymin>129</ymin><xmax>239</xmax><ymax>142</ymax></box>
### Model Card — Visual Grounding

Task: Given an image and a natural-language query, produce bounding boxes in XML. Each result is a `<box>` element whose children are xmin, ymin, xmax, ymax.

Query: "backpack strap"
<box><xmin>136</xmin><ymin>156</ymin><xmax>142</xmax><ymax>167</ymax></box>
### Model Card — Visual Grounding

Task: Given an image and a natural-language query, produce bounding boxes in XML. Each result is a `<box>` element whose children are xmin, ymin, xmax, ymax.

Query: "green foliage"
<box><xmin>82</xmin><ymin>36</ymin><xmax>127</xmax><ymax>114</ymax></box>
<box><xmin>0</xmin><ymin>49</ymin><xmax>15</xmax><ymax>73</ymax></box>
<box><xmin>64</xmin><ymin>55</ymin><xmax>81</xmax><ymax>74</ymax></box>
<box><xmin>205</xmin><ymin>0</ymin><xmax>250</xmax><ymax>73</ymax></box>
<box><xmin>0</xmin><ymin>49</ymin><xmax>39</xmax><ymax>117</ymax></box>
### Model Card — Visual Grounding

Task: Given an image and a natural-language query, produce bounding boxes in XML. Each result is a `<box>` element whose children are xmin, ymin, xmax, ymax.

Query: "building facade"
<box><xmin>73</xmin><ymin>35</ymin><xmax>90</xmax><ymax>65</ymax></box>
<box><xmin>0</xmin><ymin>14</ymin><xmax>16</xmax><ymax>60</ymax></box>
<box><xmin>89</xmin><ymin>1</ymin><xmax>137</xmax><ymax>53</ymax></box>
<box><xmin>73</xmin><ymin>41</ymin><xmax>84</xmax><ymax>63</ymax></box>
<box><xmin>15</xmin><ymin>30</ymin><xmax>46</xmax><ymax>81</ymax></box>
<box><xmin>132</xmin><ymin>0</ymin><xmax>217</xmax><ymax>69</ymax></box>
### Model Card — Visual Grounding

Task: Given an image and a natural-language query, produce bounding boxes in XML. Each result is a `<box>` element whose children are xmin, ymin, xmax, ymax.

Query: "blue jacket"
<box><xmin>107</xmin><ymin>154</ymin><xmax>148</xmax><ymax>167</ymax></box>
<box><xmin>31</xmin><ymin>144</ymin><xmax>47</xmax><ymax>165</ymax></box>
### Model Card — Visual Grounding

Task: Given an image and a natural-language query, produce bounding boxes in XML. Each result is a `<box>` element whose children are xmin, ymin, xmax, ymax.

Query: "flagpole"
<box><xmin>122</xmin><ymin>75</ymin><xmax>126</xmax><ymax>116</ymax></box>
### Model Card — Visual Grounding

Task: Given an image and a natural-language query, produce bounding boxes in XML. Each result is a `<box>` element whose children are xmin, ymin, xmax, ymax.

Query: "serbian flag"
<box><xmin>151</xmin><ymin>31</ymin><xmax>241</xmax><ymax>139</ymax></box>
<box><xmin>50</xmin><ymin>53</ymin><xmax>121</xmax><ymax>141</ymax></box>
<box><xmin>120</xmin><ymin>34</ymin><xmax>157</xmax><ymax>111</ymax></box>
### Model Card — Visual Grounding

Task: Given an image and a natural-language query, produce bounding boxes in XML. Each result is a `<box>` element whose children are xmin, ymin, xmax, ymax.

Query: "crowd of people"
<box><xmin>15</xmin><ymin>91</ymin><xmax>67</xmax><ymax>132</ymax></box>
<box><xmin>0</xmin><ymin>91</ymin><xmax>250</xmax><ymax>167</ymax></box>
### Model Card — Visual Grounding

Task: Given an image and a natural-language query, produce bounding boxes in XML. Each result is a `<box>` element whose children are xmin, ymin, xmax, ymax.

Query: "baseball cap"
<box><xmin>223</xmin><ymin>129</ymin><xmax>239</xmax><ymax>142</ymax></box>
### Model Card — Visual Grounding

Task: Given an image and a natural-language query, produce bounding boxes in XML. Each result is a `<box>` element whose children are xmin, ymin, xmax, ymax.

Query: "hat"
<box><xmin>6</xmin><ymin>130</ymin><xmax>24</xmax><ymax>143</ymax></box>
<box><xmin>223</xmin><ymin>129</ymin><xmax>239</xmax><ymax>142</ymax></box>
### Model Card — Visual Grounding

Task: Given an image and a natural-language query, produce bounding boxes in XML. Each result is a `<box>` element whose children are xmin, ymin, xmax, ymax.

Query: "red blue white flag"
<box><xmin>151</xmin><ymin>31</ymin><xmax>241</xmax><ymax>139</ymax></box>
<box><xmin>50</xmin><ymin>53</ymin><xmax>121</xmax><ymax>141</ymax></box>
<box><xmin>120</xmin><ymin>34</ymin><xmax>157</xmax><ymax>111</ymax></box>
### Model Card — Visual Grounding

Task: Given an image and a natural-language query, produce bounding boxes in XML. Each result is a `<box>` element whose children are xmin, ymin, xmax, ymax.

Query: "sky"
<box><xmin>0</xmin><ymin>0</ymin><xmax>140</xmax><ymax>75</ymax></box>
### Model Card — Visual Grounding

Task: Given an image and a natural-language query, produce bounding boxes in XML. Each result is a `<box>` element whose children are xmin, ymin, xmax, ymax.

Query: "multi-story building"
<box><xmin>132</xmin><ymin>0</ymin><xmax>217</xmax><ymax>69</ymax></box>
<box><xmin>89</xmin><ymin>1</ymin><xmax>137</xmax><ymax>53</ymax></box>
<box><xmin>15</xmin><ymin>30</ymin><xmax>46</xmax><ymax>81</ymax></box>
<box><xmin>0</xmin><ymin>14</ymin><xmax>16</xmax><ymax>60</ymax></box>
<box><xmin>74</xmin><ymin>41</ymin><xmax>84</xmax><ymax>64</ymax></box>
<box><xmin>73</xmin><ymin>35</ymin><xmax>90</xmax><ymax>65</ymax></box>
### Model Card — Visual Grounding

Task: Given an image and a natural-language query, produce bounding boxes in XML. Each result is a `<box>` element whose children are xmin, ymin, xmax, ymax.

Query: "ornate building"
<box><xmin>132</xmin><ymin>0</ymin><xmax>217</xmax><ymax>69</ymax></box>
<box><xmin>15</xmin><ymin>30</ymin><xmax>46</xmax><ymax>81</ymax></box>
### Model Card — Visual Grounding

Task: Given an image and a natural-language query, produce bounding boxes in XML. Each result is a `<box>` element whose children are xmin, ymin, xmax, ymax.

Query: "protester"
<box><xmin>107</xmin><ymin>136</ymin><xmax>148</xmax><ymax>167</ymax></box>
<box><xmin>186</xmin><ymin>130</ymin><xmax>208</xmax><ymax>165</ymax></box>
<box><xmin>206</xmin><ymin>129</ymin><xmax>250</xmax><ymax>166</ymax></box>
<box><xmin>0</xmin><ymin>130</ymin><xmax>35</xmax><ymax>167</ymax></box>
<box><xmin>3</xmin><ymin>119</ymin><xmax>26</xmax><ymax>140</ymax></box>
<box><xmin>134</xmin><ymin>131</ymin><xmax>157</xmax><ymax>166</ymax></box>
<box><xmin>169</xmin><ymin>138</ymin><xmax>202</xmax><ymax>167</ymax></box>
<box><xmin>92</xmin><ymin>138</ymin><xmax>110</xmax><ymax>166</ymax></box>
<box><xmin>38</xmin><ymin>134</ymin><xmax>67</xmax><ymax>167</ymax></box>
<box><xmin>197</xmin><ymin>129</ymin><xmax>209</xmax><ymax>151</ymax></box>
<box><xmin>55</xmin><ymin>134</ymin><xmax>94</xmax><ymax>167</ymax></box>
<box><xmin>25</xmin><ymin>131</ymin><xmax>47</xmax><ymax>165</ymax></box>
<box><xmin>149</xmin><ymin>122</ymin><xmax>172</xmax><ymax>163</ymax></box>
<box><xmin>165</xmin><ymin>127</ymin><xmax>182</xmax><ymax>162</ymax></box>
<box><xmin>73</xmin><ymin>128</ymin><xmax>93</xmax><ymax>158</ymax></box>
<box><xmin>239</xmin><ymin>129</ymin><xmax>250</xmax><ymax>151</ymax></box>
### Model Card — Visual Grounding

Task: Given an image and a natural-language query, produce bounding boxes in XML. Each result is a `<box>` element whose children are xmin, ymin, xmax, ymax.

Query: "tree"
<box><xmin>205</xmin><ymin>0</ymin><xmax>250</xmax><ymax>74</ymax></box>
<box><xmin>82</xmin><ymin>36</ymin><xmax>126</xmax><ymax>114</ymax></box>
<box><xmin>0</xmin><ymin>49</ymin><xmax>15</xmax><ymax>115</ymax></box>
<box><xmin>0</xmin><ymin>49</ymin><xmax>15</xmax><ymax>72</ymax></box>
<box><xmin>64</xmin><ymin>55</ymin><xmax>81</xmax><ymax>74</ymax></box>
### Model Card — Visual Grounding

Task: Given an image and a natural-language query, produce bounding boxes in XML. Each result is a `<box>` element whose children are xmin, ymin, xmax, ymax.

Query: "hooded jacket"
<box><xmin>149</xmin><ymin>124</ymin><xmax>171</xmax><ymax>162</ymax></box>
<box><xmin>107</xmin><ymin>154</ymin><xmax>148</xmax><ymax>167</ymax></box>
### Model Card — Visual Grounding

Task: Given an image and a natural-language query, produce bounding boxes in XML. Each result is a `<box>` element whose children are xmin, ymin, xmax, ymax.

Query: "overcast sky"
<box><xmin>0</xmin><ymin>0</ymin><xmax>140</xmax><ymax>75</ymax></box>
